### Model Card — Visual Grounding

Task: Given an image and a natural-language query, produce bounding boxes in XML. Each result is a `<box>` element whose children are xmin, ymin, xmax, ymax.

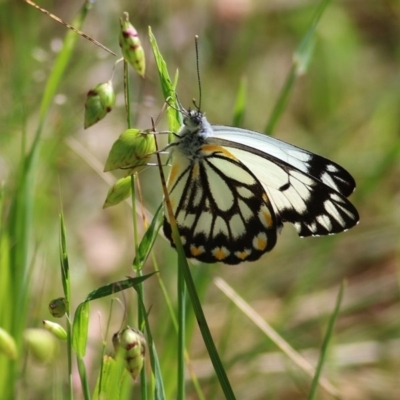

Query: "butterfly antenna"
<box><xmin>194</xmin><ymin>35</ymin><xmax>202</xmax><ymax>111</ymax></box>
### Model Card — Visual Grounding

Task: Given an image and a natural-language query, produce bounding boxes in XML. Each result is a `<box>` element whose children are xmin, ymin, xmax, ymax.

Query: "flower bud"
<box><xmin>42</xmin><ymin>320</ymin><xmax>68</xmax><ymax>341</ymax></box>
<box><xmin>104</xmin><ymin>129</ymin><xmax>155</xmax><ymax>172</ymax></box>
<box><xmin>24</xmin><ymin>329</ymin><xmax>58</xmax><ymax>364</ymax></box>
<box><xmin>112</xmin><ymin>326</ymin><xmax>146</xmax><ymax>380</ymax></box>
<box><xmin>84</xmin><ymin>81</ymin><xmax>116</xmax><ymax>129</ymax></box>
<box><xmin>48</xmin><ymin>297</ymin><xmax>69</xmax><ymax>318</ymax></box>
<box><xmin>0</xmin><ymin>327</ymin><xmax>18</xmax><ymax>360</ymax></box>
<box><xmin>103</xmin><ymin>176</ymin><xmax>131</xmax><ymax>208</ymax></box>
<box><xmin>119</xmin><ymin>12</ymin><xmax>145</xmax><ymax>77</ymax></box>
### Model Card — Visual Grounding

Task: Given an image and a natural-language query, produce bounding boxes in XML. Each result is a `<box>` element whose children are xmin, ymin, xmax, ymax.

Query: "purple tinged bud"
<box><xmin>112</xmin><ymin>326</ymin><xmax>146</xmax><ymax>380</ymax></box>
<box><xmin>48</xmin><ymin>297</ymin><xmax>69</xmax><ymax>318</ymax></box>
<box><xmin>84</xmin><ymin>81</ymin><xmax>116</xmax><ymax>129</ymax></box>
<box><xmin>119</xmin><ymin>12</ymin><xmax>145</xmax><ymax>77</ymax></box>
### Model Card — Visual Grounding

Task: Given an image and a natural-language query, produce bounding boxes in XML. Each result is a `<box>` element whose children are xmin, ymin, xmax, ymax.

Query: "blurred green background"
<box><xmin>1</xmin><ymin>0</ymin><xmax>399</xmax><ymax>399</ymax></box>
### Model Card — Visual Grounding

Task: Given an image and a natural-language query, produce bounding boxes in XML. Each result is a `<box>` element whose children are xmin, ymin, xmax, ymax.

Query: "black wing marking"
<box><xmin>212</xmin><ymin>125</ymin><xmax>356</xmax><ymax>198</ymax></box>
<box><xmin>164</xmin><ymin>145</ymin><xmax>279</xmax><ymax>264</ymax></box>
<box><xmin>207</xmin><ymin>137</ymin><xmax>359</xmax><ymax>237</ymax></box>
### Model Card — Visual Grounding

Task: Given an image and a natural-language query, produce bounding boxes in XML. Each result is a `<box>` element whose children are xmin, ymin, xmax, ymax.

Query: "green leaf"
<box><xmin>84</xmin><ymin>274</ymin><xmax>157</xmax><ymax>302</ymax></box>
<box><xmin>148</xmin><ymin>27</ymin><xmax>181</xmax><ymax>133</ymax></box>
<box><xmin>93</xmin><ymin>355</ymin><xmax>127</xmax><ymax>400</ymax></box>
<box><xmin>72</xmin><ymin>302</ymin><xmax>90</xmax><ymax>357</ymax></box>
<box><xmin>232</xmin><ymin>76</ymin><xmax>247</xmax><ymax>127</ymax></box>
<box><xmin>133</xmin><ymin>202</ymin><xmax>164</xmax><ymax>269</ymax></box>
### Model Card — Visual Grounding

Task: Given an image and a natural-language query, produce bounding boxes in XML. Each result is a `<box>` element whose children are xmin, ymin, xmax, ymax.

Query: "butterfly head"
<box><xmin>180</xmin><ymin>108</ymin><xmax>213</xmax><ymax>138</ymax></box>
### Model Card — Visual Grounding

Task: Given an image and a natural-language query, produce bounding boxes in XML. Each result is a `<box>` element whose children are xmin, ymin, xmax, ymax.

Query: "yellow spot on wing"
<box><xmin>190</xmin><ymin>245</ymin><xmax>205</xmax><ymax>257</ymax></box>
<box><xmin>259</xmin><ymin>206</ymin><xmax>274</xmax><ymax>228</ymax></box>
<box><xmin>212</xmin><ymin>246</ymin><xmax>230</xmax><ymax>260</ymax></box>
<box><xmin>253</xmin><ymin>233</ymin><xmax>268</xmax><ymax>251</ymax></box>
<box><xmin>234</xmin><ymin>249</ymin><xmax>251</xmax><ymax>260</ymax></box>
<box><xmin>201</xmin><ymin>145</ymin><xmax>239</xmax><ymax>161</ymax></box>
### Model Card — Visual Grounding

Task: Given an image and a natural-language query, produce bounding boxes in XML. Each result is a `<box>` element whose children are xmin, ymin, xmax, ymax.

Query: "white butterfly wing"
<box><xmin>211</xmin><ymin>125</ymin><xmax>356</xmax><ymax>197</ymax></box>
<box><xmin>209</xmin><ymin>126</ymin><xmax>359</xmax><ymax>237</ymax></box>
<box><xmin>163</xmin><ymin>144</ymin><xmax>279</xmax><ymax>264</ymax></box>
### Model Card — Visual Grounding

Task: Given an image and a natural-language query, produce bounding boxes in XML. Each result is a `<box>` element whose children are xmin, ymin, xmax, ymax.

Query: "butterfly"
<box><xmin>163</xmin><ymin>108</ymin><xmax>359</xmax><ymax>265</ymax></box>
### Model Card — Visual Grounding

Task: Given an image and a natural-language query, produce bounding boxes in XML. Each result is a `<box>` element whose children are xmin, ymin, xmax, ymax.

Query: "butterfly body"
<box><xmin>163</xmin><ymin>110</ymin><xmax>359</xmax><ymax>264</ymax></box>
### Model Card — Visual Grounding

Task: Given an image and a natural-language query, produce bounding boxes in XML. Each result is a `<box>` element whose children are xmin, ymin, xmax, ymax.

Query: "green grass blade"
<box><xmin>215</xmin><ymin>277</ymin><xmax>340</xmax><ymax>398</ymax></box>
<box><xmin>140</xmin><ymin>300</ymin><xmax>166</xmax><ymax>400</ymax></box>
<box><xmin>84</xmin><ymin>274</ymin><xmax>156</xmax><ymax>302</ymax></box>
<box><xmin>179</xmin><ymin>256</ymin><xmax>236</xmax><ymax>399</ymax></box>
<box><xmin>37</xmin><ymin>0</ymin><xmax>94</xmax><ymax>124</ymax></box>
<box><xmin>308</xmin><ymin>281</ymin><xmax>345</xmax><ymax>400</ymax></box>
<box><xmin>151</xmin><ymin>32</ymin><xmax>234</xmax><ymax>398</ymax></box>
<box><xmin>148</xmin><ymin>27</ymin><xmax>181</xmax><ymax>133</ymax></box>
<box><xmin>264</xmin><ymin>0</ymin><xmax>331</xmax><ymax>135</ymax></box>
<box><xmin>77</xmin><ymin>355</ymin><xmax>91</xmax><ymax>400</ymax></box>
<box><xmin>133</xmin><ymin>203</ymin><xmax>163</xmax><ymax>269</ymax></box>
<box><xmin>59</xmin><ymin>214</ymin><xmax>71</xmax><ymax>306</ymax></box>
<box><xmin>155</xmin><ymin>152</ymin><xmax>235</xmax><ymax>399</ymax></box>
<box><xmin>232</xmin><ymin>76</ymin><xmax>247</xmax><ymax>127</ymax></box>
<box><xmin>150</xmin><ymin>29</ymin><xmax>187</xmax><ymax>399</ymax></box>
<box><xmin>4</xmin><ymin>5</ymin><xmax>94</xmax><ymax>397</ymax></box>
<box><xmin>59</xmin><ymin>213</ymin><xmax>73</xmax><ymax>400</ymax></box>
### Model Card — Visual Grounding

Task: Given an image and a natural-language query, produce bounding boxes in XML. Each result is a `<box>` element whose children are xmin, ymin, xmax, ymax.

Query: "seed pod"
<box><xmin>119</xmin><ymin>12</ymin><xmax>145</xmax><ymax>77</ymax></box>
<box><xmin>103</xmin><ymin>176</ymin><xmax>131</xmax><ymax>208</ymax></box>
<box><xmin>104</xmin><ymin>128</ymin><xmax>155</xmax><ymax>172</ymax></box>
<box><xmin>24</xmin><ymin>328</ymin><xmax>58</xmax><ymax>364</ymax></box>
<box><xmin>112</xmin><ymin>326</ymin><xmax>146</xmax><ymax>380</ymax></box>
<box><xmin>84</xmin><ymin>81</ymin><xmax>116</xmax><ymax>129</ymax></box>
<box><xmin>0</xmin><ymin>327</ymin><xmax>18</xmax><ymax>360</ymax></box>
<box><xmin>42</xmin><ymin>320</ymin><xmax>68</xmax><ymax>341</ymax></box>
<box><xmin>48</xmin><ymin>297</ymin><xmax>69</xmax><ymax>318</ymax></box>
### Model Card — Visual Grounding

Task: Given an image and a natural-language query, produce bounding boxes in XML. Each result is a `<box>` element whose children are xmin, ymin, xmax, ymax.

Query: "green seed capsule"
<box><xmin>24</xmin><ymin>329</ymin><xmax>58</xmax><ymax>364</ymax></box>
<box><xmin>112</xmin><ymin>326</ymin><xmax>146</xmax><ymax>380</ymax></box>
<box><xmin>119</xmin><ymin>12</ymin><xmax>145</xmax><ymax>77</ymax></box>
<box><xmin>0</xmin><ymin>327</ymin><xmax>18</xmax><ymax>360</ymax></box>
<box><xmin>84</xmin><ymin>81</ymin><xmax>116</xmax><ymax>129</ymax></box>
<box><xmin>103</xmin><ymin>176</ymin><xmax>131</xmax><ymax>208</ymax></box>
<box><xmin>48</xmin><ymin>297</ymin><xmax>69</xmax><ymax>318</ymax></box>
<box><xmin>104</xmin><ymin>128</ymin><xmax>156</xmax><ymax>172</ymax></box>
<box><xmin>42</xmin><ymin>320</ymin><xmax>68</xmax><ymax>341</ymax></box>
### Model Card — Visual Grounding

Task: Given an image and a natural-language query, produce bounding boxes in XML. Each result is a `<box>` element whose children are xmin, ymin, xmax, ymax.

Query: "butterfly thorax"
<box><xmin>172</xmin><ymin>110</ymin><xmax>213</xmax><ymax>161</ymax></box>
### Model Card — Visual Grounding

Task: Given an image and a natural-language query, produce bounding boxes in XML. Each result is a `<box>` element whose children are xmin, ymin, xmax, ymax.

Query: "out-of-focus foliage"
<box><xmin>0</xmin><ymin>0</ymin><xmax>399</xmax><ymax>399</ymax></box>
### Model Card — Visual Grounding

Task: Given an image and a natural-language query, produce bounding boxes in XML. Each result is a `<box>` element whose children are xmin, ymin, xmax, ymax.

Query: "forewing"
<box><xmin>163</xmin><ymin>145</ymin><xmax>279</xmax><ymax>264</ymax></box>
<box><xmin>212</xmin><ymin>125</ymin><xmax>356</xmax><ymax>198</ymax></box>
<box><xmin>208</xmin><ymin>133</ymin><xmax>359</xmax><ymax>237</ymax></box>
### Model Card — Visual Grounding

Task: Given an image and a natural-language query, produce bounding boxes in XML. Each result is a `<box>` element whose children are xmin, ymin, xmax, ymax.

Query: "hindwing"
<box><xmin>163</xmin><ymin>145</ymin><xmax>279</xmax><ymax>264</ymax></box>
